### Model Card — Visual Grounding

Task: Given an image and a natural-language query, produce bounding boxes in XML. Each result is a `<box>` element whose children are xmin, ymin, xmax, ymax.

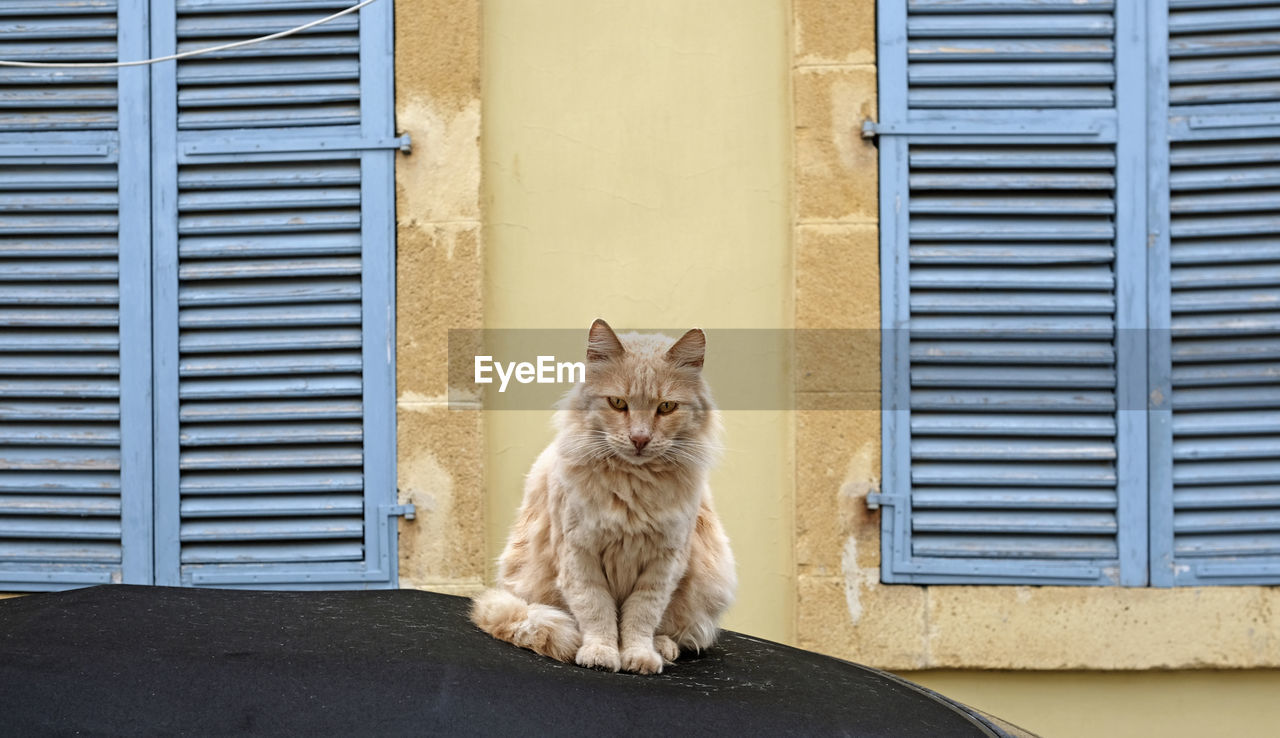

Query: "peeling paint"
<box><xmin>398</xmin><ymin>388</ymin><xmax>481</xmax><ymax>409</ymax></box>
<box><xmin>397</xmin><ymin>449</ymin><xmax>456</xmax><ymax>581</ymax></box>
<box><xmin>398</xmin><ymin>389</ymin><xmax>454</xmax><ymax>408</ymax></box>
<box><xmin>830</xmin><ymin>77</ymin><xmax>873</xmax><ymax>174</ymax></box>
<box><xmin>843</xmin><ymin>441</ymin><xmax>879</xmax><ymax>493</ymax></box>
<box><xmin>839</xmin><ymin>440</ymin><xmax>881</xmax><ymax>626</ymax></box>
<box><xmin>397</xmin><ymin>97</ymin><xmax>481</xmax><ymax>224</ymax></box>
<box><xmin>841</xmin><ymin>536</ymin><xmax>883</xmax><ymax>627</ymax></box>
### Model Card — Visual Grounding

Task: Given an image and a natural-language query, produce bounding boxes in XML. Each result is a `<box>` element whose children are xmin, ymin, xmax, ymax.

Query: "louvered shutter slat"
<box><xmin>179</xmin><ymin>352</ymin><xmax>361</xmax><ymax>376</ymax></box>
<box><xmin>180</xmin><ymin>541</ymin><xmax>362</xmax><ymax>565</ymax></box>
<box><xmin>912</xmin><ymin>461</ymin><xmax>1117</xmax><ymax>487</ymax></box>
<box><xmin>1173</xmin><ymin>410</ymin><xmax>1280</xmax><ymax>435</ymax></box>
<box><xmin>1171</xmin><ymin>32</ymin><xmax>1280</xmax><ymax>57</ymax></box>
<box><xmin>179</xmin><ymin>303</ymin><xmax>362</xmax><ymax>328</ymax></box>
<box><xmin>180</xmin><ymin>493</ymin><xmax>363</xmax><ymax>517</ymax></box>
<box><xmin>911</xmin><ymin>389</ymin><xmax>1116</xmax><ymax>412</ymax></box>
<box><xmin>913</xmin><ymin>535</ymin><xmax>1116</xmax><ymax>559</ymax></box>
<box><xmin>1173</xmin><ymin>385</ymin><xmax>1280</xmax><ymax>409</ymax></box>
<box><xmin>178</xmin><ymin>58</ymin><xmax>358</xmax><ymax>84</ymax></box>
<box><xmin>0</xmin><ymin>470</ymin><xmax>118</xmax><ymax>494</ymax></box>
<box><xmin>912</xmin><ymin>413</ymin><xmax>1116</xmax><ymax>436</ymax></box>
<box><xmin>0</xmin><ymin>424</ymin><xmax>119</xmax><ymax>445</ymax></box>
<box><xmin>181</xmin><ymin>256</ymin><xmax>361</xmax><ymax>278</ymax></box>
<box><xmin>911</xmin><ymin>366</ymin><xmax>1116</xmax><ymax>388</ymax></box>
<box><xmin>910</xmin><ymin>340</ymin><xmax>1115</xmax><ymax>364</ymax></box>
<box><xmin>179</xmin><ymin>398</ymin><xmax>362</xmax><ymax>422</ymax></box>
<box><xmin>1175</xmin><ymin>460</ymin><xmax>1280</xmax><ymax>486</ymax></box>
<box><xmin>0</xmin><ymin>68</ymin><xmax>115</xmax><ymax>87</ymax></box>
<box><xmin>180</xmin><ymin>517</ymin><xmax>362</xmax><ymax>540</ymax></box>
<box><xmin>180</xmin><ymin>469</ymin><xmax>363</xmax><ymax>495</ymax></box>
<box><xmin>907</xmin><ymin>0</ymin><xmax>1116</xmax><ymax>10</ymax></box>
<box><xmin>909</xmin><ymin>39</ymin><xmax>1115</xmax><ymax>61</ymax></box>
<box><xmin>0</xmin><ymin>378</ymin><xmax>118</xmax><ymax>397</ymax></box>
<box><xmin>179</xmin><ymin>232</ymin><xmax>362</xmax><ymax>259</ymax></box>
<box><xmin>914</xmin><ymin>510</ymin><xmax>1117</xmax><ymax>534</ymax></box>
<box><xmin>180</xmin><ymin>422</ymin><xmax>362</xmax><ymax>446</ymax></box>
<box><xmin>1175</xmin><ymin>287</ymin><xmax>1279</xmax><ymax>312</ymax></box>
<box><xmin>0</xmin><ymin>488</ymin><xmax>117</xmax><ymax>510</ymax></box>
<box><xmin>1176</xmin><ymin>485</ymin><xmax>1280</xmax><ymax>509</ymax></box>
<box><xmin>180</xmin><ymin>280</ymin><xmax>362</xmax><ymax>308</ymax></box>
<box><xmin>913</xmin><ymin>487</ymin><xmax>1118</xmax><ymax>509</ymax></box>
<box><xmin>912</xmin><ymin>264</ymin><xmax>1116</xmax><ymax>290</ymax></box>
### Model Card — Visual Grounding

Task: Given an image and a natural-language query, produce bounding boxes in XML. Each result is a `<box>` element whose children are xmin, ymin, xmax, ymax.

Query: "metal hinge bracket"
<box><xmin>865</xmin><ymin>492</ymin><xmax>902</xmax><ymax>511</ymax></box>
<box><xmin>382</xmin><ymin>503</ymin><xmax>416</xmax><ymax>521</ymax></box>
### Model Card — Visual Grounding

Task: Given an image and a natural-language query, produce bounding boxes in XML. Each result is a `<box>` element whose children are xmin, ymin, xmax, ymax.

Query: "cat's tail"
<box><xmin>470</xmin><ymin>588</ymin><xmax>581</xmax><ymax>663</ymax></box>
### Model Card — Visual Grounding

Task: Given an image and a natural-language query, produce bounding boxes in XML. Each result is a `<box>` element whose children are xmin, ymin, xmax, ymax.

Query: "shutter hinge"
<box><xmin>865</xmin><ymin>492</ymin><xmax>901</xmax><ymax>510</ymax></box>
<box><xmin>861</xmin><ymin>118</ymin><xmax>879</xmax><ymax>140</ymax></box>
<box><xmin>382</xmin><ymin>503</ymin><xmax>416</xmax><ymax>520</ymax></box>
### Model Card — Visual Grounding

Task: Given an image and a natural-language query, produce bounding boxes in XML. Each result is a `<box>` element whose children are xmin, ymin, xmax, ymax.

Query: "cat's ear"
<box><xmin>587</xmin><ymin>318</ymin><xmax>625</xmax><ymax>363</ymax></box>
<box><xmin>665</xmin><ymin>328</ymin><xmax>705</xmax><ymax>370</ymax></box>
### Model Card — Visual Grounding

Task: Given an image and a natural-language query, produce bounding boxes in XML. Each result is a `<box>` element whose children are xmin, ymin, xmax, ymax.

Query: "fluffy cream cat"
<box><xmin>471</xmin><ymin>319</ymin><xmax>736</xmax><ymax>675</ymax></box>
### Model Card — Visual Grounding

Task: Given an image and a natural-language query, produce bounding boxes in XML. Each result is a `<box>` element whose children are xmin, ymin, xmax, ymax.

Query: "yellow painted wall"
<box><xmin>481</xmin><ymin>0</ymin><xmax>794</xmax><ymax>643</ymax></box>
<box><xmin>905</xmin><ymin>670</ymin><xmax>1280</xmax><ymax>738</ymax></box>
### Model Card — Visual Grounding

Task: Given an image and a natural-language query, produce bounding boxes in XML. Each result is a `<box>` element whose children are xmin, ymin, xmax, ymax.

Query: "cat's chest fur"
<box><xmin>564</xmin><ymin>461</ymin><xmax>698</xmax><ymax>536</ymax></box>
<box><xmin>556</xmin><ymin>461</ymin><xmax>699</xmax><ymax>596</ymax></box>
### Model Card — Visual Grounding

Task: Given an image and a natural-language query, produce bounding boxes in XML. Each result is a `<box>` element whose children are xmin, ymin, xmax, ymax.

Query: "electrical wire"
<box><xmin>0</xmin><ymin>0</ymin><xmax>378</xmax><ymax>69</ymax></box>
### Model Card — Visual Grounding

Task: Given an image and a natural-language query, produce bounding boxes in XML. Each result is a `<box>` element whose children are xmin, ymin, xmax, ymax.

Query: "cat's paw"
<box><xmin>654</xmin><ymin>635</ymin><xmax>680</xmax><ymax>664</ymax></box>
<box><xmin>620</xmin><ymin>646</ymin><xmax>664</xmax><ymax>675</ymax></box>
<box><xmin>575</xmin><ymin>642</ymin><xmax>620</xmax><ymax>672</ymax></box>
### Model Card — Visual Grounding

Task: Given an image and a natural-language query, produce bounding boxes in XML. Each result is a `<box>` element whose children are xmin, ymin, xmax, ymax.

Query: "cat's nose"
<box><xmin>630</xmin><ymin>433</ymin><xmax>651</xmax><ymax>452</ymax></box>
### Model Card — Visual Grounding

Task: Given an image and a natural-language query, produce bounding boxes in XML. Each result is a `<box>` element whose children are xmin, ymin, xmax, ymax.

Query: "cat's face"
<box><xmin>562</xmin><ymin>319</ymin><xmax>717</xmax><ymax>468</ymax></box>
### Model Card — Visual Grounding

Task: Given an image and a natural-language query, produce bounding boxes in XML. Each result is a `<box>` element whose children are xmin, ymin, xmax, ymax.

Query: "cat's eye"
<box><xmin>657</xmin><ymin>401</ymin><xmax>678</xmax><ymax>415</ymax></box>
<box><xmin>608</xmin><ymin>396</ymin><xmax>628</xmax><ymax>411</ymax></box>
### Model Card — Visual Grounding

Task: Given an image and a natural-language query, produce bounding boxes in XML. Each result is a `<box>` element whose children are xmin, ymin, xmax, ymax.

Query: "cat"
<box><xmin>471</xmin><ymin>319</ymin><xmax>736</xmax><ymax>675</ymax></box>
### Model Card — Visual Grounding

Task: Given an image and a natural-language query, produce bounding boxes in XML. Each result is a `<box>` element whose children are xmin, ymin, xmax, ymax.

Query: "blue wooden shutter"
<box><xmin>150</xmin><ymin>0</ymin><xmax>401</xmax><ymax>588</ymax></box>
<box><xmin>0</xmin><ymin>0</ymin><xmax>152</xmax><ymax>590</ymax></box>
<box><xmin>1150</xmin><ymin>0</ymin><xmax>1280</xmax><ymax>585</ymax></box>
<box><xmin>876</xmin><ymin>0</ymin><xmax>1149</xmax><ymax>584</ymax></box>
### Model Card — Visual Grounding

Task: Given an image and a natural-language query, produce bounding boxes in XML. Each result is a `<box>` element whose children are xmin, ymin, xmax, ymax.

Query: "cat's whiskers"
<box><xmin>559</xmin><ymin>429</ymin><xmax>618</xmax><ymax>463</ymax></box>
<box><xmin>656</xmin><ymin>437</ymin><xmax>719</xmax><ymax>468</ymax></box>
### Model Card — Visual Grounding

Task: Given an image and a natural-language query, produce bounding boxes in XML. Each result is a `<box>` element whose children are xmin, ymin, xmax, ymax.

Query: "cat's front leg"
<box><xmin>618</xmin><ymin>553</ymin><xmax>682</xmax><ymax>675</ymax></box>
<box><xmin>559</xmin><ymin>543</ymin><xmax>621</xmax><ymax>672</ymax></box>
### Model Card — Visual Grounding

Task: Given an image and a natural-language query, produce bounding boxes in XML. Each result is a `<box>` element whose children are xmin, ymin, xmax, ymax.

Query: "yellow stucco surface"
<box><xmin>907</xmin><ymin>670</ymin><xmax>1280</xmax><ymax>738</ymax></box>
<box><xmin>481</xmin><ymin>0</ymin><xmax>794</xmax><ymax>643</ymax></box>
